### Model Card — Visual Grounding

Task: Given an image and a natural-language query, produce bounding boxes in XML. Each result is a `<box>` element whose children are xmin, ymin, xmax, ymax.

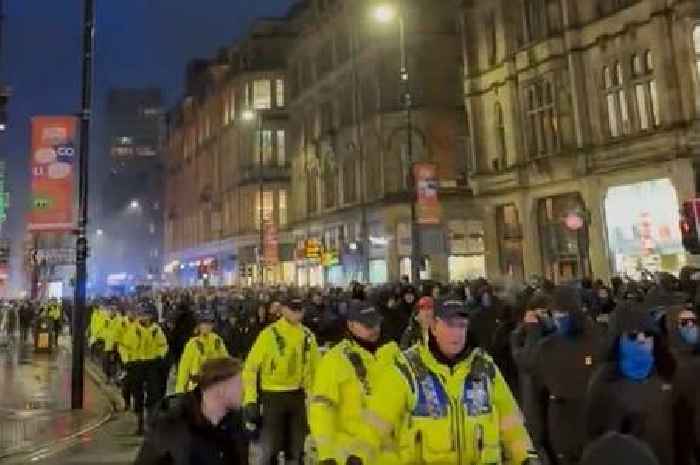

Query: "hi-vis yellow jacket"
<box><xmin>309</xmin><ymin>339</ymin><xmax>400</xmax><ymax>464</ymax></box>
<box><xmin>243</xmin><ymin>317</ymin><xmax>319</xmax><ymax>405</ymax></box>
<box><xmin>364</xmin><ymin>344</ymin><xmax>537</xmax><ymax>465</ymax></box>
<box><xmin>88</xmin><ymin>307</ymin><xmax>107</xmax><ymax>346</ymax></box>
<box><xmin>121</xmin><ymin>322</ymin><xmax>168</xmax><ymax>363</ymax></box>
<box><xmin>175</xmin><ymin>332</ymin><xmax>229</xmax><ymax>393</ymax></box>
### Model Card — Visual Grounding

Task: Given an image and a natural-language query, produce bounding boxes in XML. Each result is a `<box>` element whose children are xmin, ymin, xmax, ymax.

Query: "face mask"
<box><xmin>553</xmin><ymin>314</ymin><xmax>572</xmax><ymax>336</ymax></box>
<box><xmin>481</xmin><ymin>293</ymin><xmax>492</xmax><ymax>308</ymax></box>
<box><xmin>680</xmin><ymin>326</ymin><xmax>699</xmax><ymax>346</ymax></box>
<box><xmin>619</xmin><ymin>337</ymin><xmax>654</xmax><ymax>381</ymax></box>
<box><xmin>539</xmin><ymin>314</ymin><xmax>556</xmax><ymax>334</ymax></box>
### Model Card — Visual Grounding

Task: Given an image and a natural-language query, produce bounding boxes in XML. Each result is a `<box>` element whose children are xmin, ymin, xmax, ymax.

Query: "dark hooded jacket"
<box><xmin>134</xmin><ymin>389</ymin><xmax>246</xmax><ymax>465</ymax></box>
<box><xmin>529</xmin><ymin>286</ymin><xmax>603</xmax><ymax>463</ymax></box>
<box><xmin>585</xmin><ymin>308</ymin><xmax>690</xmax><ymax>465</ymax></box>
<box><xmin>580</xmin><ymin>432</ymin><xmax>660</xmax><ymax>465</ymax></box>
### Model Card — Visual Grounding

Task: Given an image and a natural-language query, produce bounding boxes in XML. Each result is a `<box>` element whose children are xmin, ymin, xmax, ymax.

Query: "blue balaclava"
<box><xmin>680</xmin><ymin>325</ymin><xmax>699</xmax><ymax>346</ymax></box>
<box><xmin>619</xmin><ymin>335</ymin><xmax>655</xmax><ymax>381</ymax></box>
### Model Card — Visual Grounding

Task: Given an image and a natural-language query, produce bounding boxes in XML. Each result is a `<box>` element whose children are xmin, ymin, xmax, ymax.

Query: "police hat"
<box><xmin>435</xmin><ymin>299</ymin><xmax>469</xmax><ymax>320</ymax></box>
<box><xmin>347</xmin><ymin>300</ymin><xmax>383</xmax><ymax>327</ymax></box>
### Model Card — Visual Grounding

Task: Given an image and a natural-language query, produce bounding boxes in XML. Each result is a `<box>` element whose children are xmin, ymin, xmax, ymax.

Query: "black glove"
<box><xmin>242</xmin><ymin>403</ymin><xmax>261</xmax><ymax>431</ymax></box>
<box><xmin>318</xmin><ymin>460</ymin><xmax>338</xmax><ymax>465</ymax></box>
<box><xmin>346</xmin><ymin>456</ymin><xmax>363</xmax><ymax>465</ymax></box>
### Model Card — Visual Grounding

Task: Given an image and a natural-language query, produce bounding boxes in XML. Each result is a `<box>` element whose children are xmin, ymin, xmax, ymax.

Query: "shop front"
<box><xmin>496</xmin><ymin>205</ymin><xmax>525</xmax><ymax>281</ymax></box>
<box><xmin>537</xmin><ymin>193</ymin><xmax>590</xmax><ymax>284</ymax></box>
<box><xmin>603</xmin><ymin>178</ymin><xmax>684</xmax><ymax>278</ymax></box>
<box><xmin>368</xmin><ymin>224</ymin><xmax>390</xmax><ymax>284</ymax></box>
<box><xmin>296</xmin><ymin>238</ymin><xmax>324</xmax><ymax>287</ymax></box>
<box><xmin>447</xmin><ymin>219</ymin><xmax>486</xmax><ymax>281</ymax></box>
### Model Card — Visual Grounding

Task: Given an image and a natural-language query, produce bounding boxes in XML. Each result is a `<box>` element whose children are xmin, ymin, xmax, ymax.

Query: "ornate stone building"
<box><xmin>458</xmin><ymin>0</ymin><xmax>700</xmax><ymax>283</ymax></box>
<box><xmin>286</xmin><ymin>0</ymin><xmax>480</xmax><ymax>286</ymax></box>
<box><xmin>164</xmin><ymin>16</ymin><xmax>298</xmax><ymax>286</ymax></box>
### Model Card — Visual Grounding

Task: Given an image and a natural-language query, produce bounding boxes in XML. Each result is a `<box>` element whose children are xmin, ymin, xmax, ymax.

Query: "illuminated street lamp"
<box><xmin>241</xmin><ymin>109</ymin><xmax>256</xmax><ymax>121</ymax></box>
<box><xmin>241</xmin><ymin>108</ymin><xmax>265</xmax><ymax>285</ymax></box>
<box><xmin>372</xmin><ymin>0</ymin><xmax>420</xmax><ymax>284</ymax></box>
<box><xmin>372</xmin><ymin>4</ymin><xmax>397</xmax><ymax>24</ymax></box>
<box><xmin>96</xmin><ymin>229</ymin><xmax>103</xmax><ymax>236</ymax></box>
<box><xmin>129</xmin><ymin>199</ymin><xmax>141</xmax><ymax>210</ymax></box>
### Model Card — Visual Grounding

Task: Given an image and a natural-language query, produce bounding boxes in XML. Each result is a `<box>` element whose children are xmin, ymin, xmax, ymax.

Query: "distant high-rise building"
<box><xmin>94</xmin><ymin>88</ymin><xmax>164</xmax><ymax>293</ymax></box>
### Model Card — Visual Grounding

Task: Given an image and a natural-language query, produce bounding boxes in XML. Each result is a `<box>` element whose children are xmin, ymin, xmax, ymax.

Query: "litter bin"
<box><xmin>34</xmin><ymin>317</ymin><xmax>52</xmax><ymax>353</ymax></box>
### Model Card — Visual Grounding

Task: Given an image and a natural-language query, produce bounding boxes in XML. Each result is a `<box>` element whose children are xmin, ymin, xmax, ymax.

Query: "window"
<box><xmin>255</xmin><ymin>190</ymin><xmax>274</xmax><ymax>229</ymax></box>
<box><xmin>603</xmin><ymin>62</ymin><xmax>631</xmax><ymax>138</ymax></box>
<box><xmin>279</xmin><ymin>189</ymin><xmax>288</xmax><ymax>227</ymax></box>
<box><xmin>343</xmin><ymin>157</ymin><xmax>357</xmax><ymax>204</ymax></box>
<box><xmin>324</xmin><ymin>162</ymin><xmax>338</xmax><ymax>209</ymax></box>
<box><xmin>276</xmin><ymin>130</ymin><xmax>286</xmax><ymax>166</ymax></box>
<box><xmin>308</xmin><ymin>168</ymin><xmax>319</xmax><ymax>213</ymax></box>
<box><xmin>525</xmin><ymin>79</ymin><xmax>558</xmax><ymax>157</ymax></box>
<box><xmin>631</xmin><ymin>51</ymin><xmax>660</xmax><ymax>131</ymax></box>
<box><xmin>524</xmin><ymin>0</ymin><xmax>545</xmax><ymax>43</ymax></box>
<box><xmin>486</xmin><ymin>12</ymin><xmax>497</xmax><ymax>66</ymax></box>
<box><xmin>494</xmin><ymin>103</ymin><xmax>507</xmax><ymax>170</ymax></box>
<box><xmin>275</xmin><ymin>79</ymin><xmax>285</xmax><ymax>107</ymax></box>
<box><xmin>256</xmin><ymin>130</ymin><xmax>274</xmax><ymax>166</ymax></box>
<box><xmin>695</xmin><ymin>25</ymin><xmax>700</xmax><ymax>78</ymax></box>
<box><xmin>229</xmin><ymin>88</ymin><xmax>236</xmax><ymax>122</ymax></box>
<box><xmin>253</xmin><ymin>80</ymin><xmax>272</xmax><ymax>109</ymax></box>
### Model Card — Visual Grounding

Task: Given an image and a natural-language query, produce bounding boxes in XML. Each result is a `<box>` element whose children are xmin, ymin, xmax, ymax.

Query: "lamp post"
<box><xmin>242</xmin><ymin>109</ymin><xmax>265</xmax><ymax>286</ymax></box>
<box><xmin>73</xmin><ymin>0</ymin><xmax>95</xmax><ymax>410</ymax></box>
<box><xmin>373</xmin><ymin>1</ymin><xmax>420</xmax><ymax>284</ymax></box>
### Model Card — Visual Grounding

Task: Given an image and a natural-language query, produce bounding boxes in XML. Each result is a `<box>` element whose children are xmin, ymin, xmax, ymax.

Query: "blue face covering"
<box><xmin>553</xmin><ymin>313</ymin><xmax>572</xmax><ymax>337</ymax></box>
<box><xmin>481</xmin><ymin>293</ymin><xmax>492</xmax><ymax>308</ymax></box>
<box><xmin>680</xmin><ymin>326</ymin><xmax>699</xmax><ymax>346</ymax></box>
<box><xmin>619</xmin><ymin>337</ymin><xmax>654</xmax><ymax>381</ymax></box>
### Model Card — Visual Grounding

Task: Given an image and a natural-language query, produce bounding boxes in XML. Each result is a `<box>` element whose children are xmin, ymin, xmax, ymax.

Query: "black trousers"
<box><xmin>252</xmin><ymin>390</ymin><xmax>307</xmax><ymax>465</ymax></box>
<box><xmin>129</xmin><ymin>359</ymin><xmax>166</xmax><ymax>415</ymax></box>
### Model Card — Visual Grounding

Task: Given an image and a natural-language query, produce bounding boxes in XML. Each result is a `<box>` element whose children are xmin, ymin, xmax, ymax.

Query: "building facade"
<box><xmin>164</xmin><ymin>17</ymin><xmax>297</xmax><ymax>286</ymax></box>
<box><xmin>96</xmin><ymin>88</ymin><xmax>164</xmax><ymax>293</ymax></box>
<box><xmin>286</xmin><ymin>0</ymin><xmax>480</xmax><ymax>286</ymax></box>
<box><xmin>458</xmin><ymin>0</ymin><xmax>700</xmax><ymax>284</ymax></box>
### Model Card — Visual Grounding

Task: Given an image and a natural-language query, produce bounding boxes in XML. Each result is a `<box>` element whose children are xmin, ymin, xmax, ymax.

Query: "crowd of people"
<box><xmin>77</xmin><ymin>270</ymin><xmax>700</xmax><ymax>465</ymax></box>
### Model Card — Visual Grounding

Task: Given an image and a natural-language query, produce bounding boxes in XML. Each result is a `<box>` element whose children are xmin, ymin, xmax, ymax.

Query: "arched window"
<box><xmin>631</xmin><ymin>50</ymin><xmax>660</xmax><ymax>131</ymax></box>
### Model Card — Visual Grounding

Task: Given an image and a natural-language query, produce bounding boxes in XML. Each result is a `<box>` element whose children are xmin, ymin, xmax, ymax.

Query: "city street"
<box><xmin>0</xmin><ymin>336</ymin><xmax>134</xmax><ymax>464</ymax></box>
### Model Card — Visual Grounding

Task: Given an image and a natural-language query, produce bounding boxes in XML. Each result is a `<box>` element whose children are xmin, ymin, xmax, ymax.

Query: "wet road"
<box><xmin>0</xmin><ymin>335</ymin><xmax>111</xmax><ymax>459</ymax></box>
<box><xmin>5</xmin><ymin>412</ymin><xmax>142</xmax><ymax>465</ymax></box>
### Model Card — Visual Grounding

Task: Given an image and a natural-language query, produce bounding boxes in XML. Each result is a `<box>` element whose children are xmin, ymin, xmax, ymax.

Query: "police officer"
<box><xmin>364</xmin><ymin>298</ymin><xmax>538</xmax><ymax>465</ymax></box>
<box><xmin>123</xmin><ymin>305</ymin><xmax>168</xmax><ymax>434</ymax></box>
<box><xmin>242</xmin><ymin>295</ymin><xmax>320</xmax><ymax>465</ymax></box>
<box><xmin>529</xmin><ymin>286</ymin><xmax>602</xmax><ymax>465</ymax></box>
<box><xmin>175</xmin><ymin>310</ymin><xmax>229</xmax><ymax>394</ymax></box>
<box><xmin>47</xmin><ymin>298</ymin><xmax>62</xmax><ymax>347</ymax></box>
<box><xmin>309</xmin><ymin>300</ymin><xmax>400</xmax><ymax>465</ymax></box>
<box><xmin>101</xmin><ymin>305</ymin><xmax>122</xmax><ymax>383</ymax></box>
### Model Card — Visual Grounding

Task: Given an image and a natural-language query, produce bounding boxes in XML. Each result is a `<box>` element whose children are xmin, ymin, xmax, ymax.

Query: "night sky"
<box><xmin>2</xmin><ymin>0</ymin><xmax>295</xmax><ymax>288</ymax></box>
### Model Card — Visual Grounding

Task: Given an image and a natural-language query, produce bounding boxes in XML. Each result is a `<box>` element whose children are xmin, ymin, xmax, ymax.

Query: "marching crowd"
<box><xmin>80</xmin><ymin>270</ymin><xmax>700</xmax><ymax>465</ymax></box>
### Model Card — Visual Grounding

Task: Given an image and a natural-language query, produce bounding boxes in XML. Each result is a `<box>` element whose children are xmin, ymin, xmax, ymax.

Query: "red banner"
<box><xmin>28</xmin><ymin>117</ymin><xmax>78</xmax><ymax>231</ymax></box>
<box><xmin>413</xmin><ymin>163</ymin><xmax>441</xmax><ymax>225</ymax></box>
<box><xmin>263</xmin><ymin>220</ymin><xmax>279</xmax><ymax>265</ymax></box>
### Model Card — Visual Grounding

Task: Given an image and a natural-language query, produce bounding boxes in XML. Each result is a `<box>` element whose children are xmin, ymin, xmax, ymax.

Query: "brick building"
<box><xmin>286</xmin><ymin>0</ymin><xmax>481</xmax><ymax>286</ymax></box>
<box><xmin>164</xmin><ymin>15</ymin><xmax>298</xmax><ymax>286</ymax></box>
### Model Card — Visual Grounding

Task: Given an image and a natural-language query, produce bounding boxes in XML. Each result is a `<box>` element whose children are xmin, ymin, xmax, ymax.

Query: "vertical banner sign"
<box><xmin>413</xmin><ymin>163</ymin><xmax>441</xmax><ymax>225</ymax></box>
<box><xmin>263</xmin><ymin>219</ymin><xmax>279</xmax><ymax>265</ymax></box>
<box><xmin>28</xmin><ymin>116</ymin><xmax>78</xmax><ymax>231</ymax></box>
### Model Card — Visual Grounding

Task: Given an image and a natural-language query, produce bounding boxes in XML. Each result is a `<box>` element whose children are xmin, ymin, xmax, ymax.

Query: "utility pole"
<box><xmin>73</xmin><ymin>0</ymin><xmax>95</xmax><ymax>410</ymax></box>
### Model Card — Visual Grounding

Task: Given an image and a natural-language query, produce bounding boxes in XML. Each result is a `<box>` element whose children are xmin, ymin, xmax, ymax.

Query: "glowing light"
<box><xmin>241</xmin><ymin>110</ymin><xmax>256</xmax><ymax>121</ymax></box>
<box><xmin>372</xmin><ymin>4</ymin><xmax>397</xmax><ymax>23</ymax></box>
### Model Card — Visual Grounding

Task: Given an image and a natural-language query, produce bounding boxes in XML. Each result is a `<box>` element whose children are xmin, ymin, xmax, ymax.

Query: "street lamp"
<box><xmin>129</xmin><ymin>199</ymin><xmax>141</xmax><ymax>210</ymax></box>
<box><xmin>372</xmin><ymin>4</ymin><xmax>397</xmax><ymax>24</ymax></box>
<box><xmin>95</xmin><ymin>229</ymin><xmax>103</xmax><ymax>237</ymax></box>
<box><xmin>241</xmin><ymin>108</ymin><xmax>265</xmax><ymax>286</ymax></box>
<box><xmin>372</xmin><ymin>1</ymin><xmax>420</xmax><ymax>284</ymax></box>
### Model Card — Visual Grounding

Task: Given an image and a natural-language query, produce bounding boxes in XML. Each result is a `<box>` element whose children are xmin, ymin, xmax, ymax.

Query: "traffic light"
<box><xmin>681</xmin><ymin>200</ymin><xmax>700</xmax><ymax>254</ymax></box>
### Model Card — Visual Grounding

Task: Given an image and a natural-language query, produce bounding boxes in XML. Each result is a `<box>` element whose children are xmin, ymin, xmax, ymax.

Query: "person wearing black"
<box><xmin>134</xmin><ymin>357</ymin><xmax>246</xmax><ymax>465</ymax></box>
<box><xmin>585</xmin><ymin>307</ymin><xmax>691</xmax><ymax>465</ymax></box>
<box><xmin>379</xmin><ymin>288</ymin><xmax>408</xmax><ymax>344</ymax></box>
<box><xmin>530</xmin><ymin>286</ymin><xmax>602</xmax><ymax>465</ymax></box>
<box><xmin>510</xmin><ymin>292</ymin><xmax>552</xmax><ymax>438</ymax></box>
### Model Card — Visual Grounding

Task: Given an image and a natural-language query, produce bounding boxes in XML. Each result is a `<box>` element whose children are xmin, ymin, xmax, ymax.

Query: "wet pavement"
<box><xmin>0</xmin><ymin>335</ymin><xmax>112</xmax><ymax>460</ymax></box>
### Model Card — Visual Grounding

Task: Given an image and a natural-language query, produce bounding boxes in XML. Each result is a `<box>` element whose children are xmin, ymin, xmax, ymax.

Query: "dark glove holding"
<box><xmin>346</xmin><ymin>456</ymin><xmax>363</xmax><ymax>465</ymax></box>
<box><xmin>242</xmin><ymin>403</ymin><xmax>261</xmax><ymax>432</ymax></box>
<box><xmin>318</xmin><ymin>460</ymin><xmax>338</xmax><ymax>465</ymax></box>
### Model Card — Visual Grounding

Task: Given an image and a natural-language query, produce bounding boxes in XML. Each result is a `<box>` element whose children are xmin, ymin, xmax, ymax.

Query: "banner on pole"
<box><xmin>413</xmin><ymin>163</ymin><xmax>441</xmax><ymax>225</ymax></box>
<box><xmin>28</xmin><ymin>116</ymin><xmax>78</xmax><ymax>232</ymax></box>
<box><xmin>263</xmin><ymin>219</ymin><xmax>279</xmax><ymax>265</ymax></box>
